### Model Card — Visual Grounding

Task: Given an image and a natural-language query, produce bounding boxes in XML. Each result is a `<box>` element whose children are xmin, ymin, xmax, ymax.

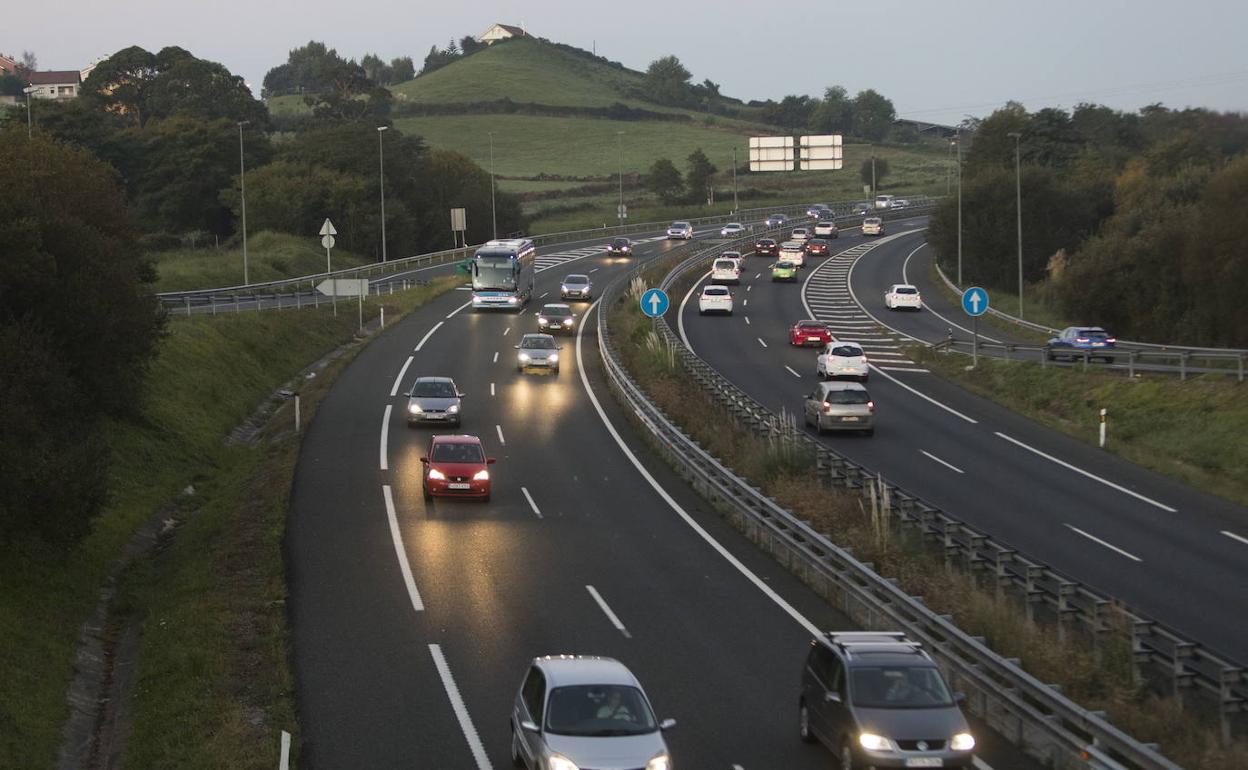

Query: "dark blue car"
<box><xmin>1046</xmin><ymin>326</ymin><xmax>1117</xmax><ymax>362</ymax></box>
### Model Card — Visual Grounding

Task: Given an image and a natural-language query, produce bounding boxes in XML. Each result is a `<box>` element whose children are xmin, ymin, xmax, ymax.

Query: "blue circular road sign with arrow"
<box><xmin>961</xmin><ymin>286</ymin><xmax>989</xmax><ymax>317</ymax></box>
<box><xmin>640</xmin><ymin>288</ymin><xmax>670</xmax><ymax>318</ymax></box>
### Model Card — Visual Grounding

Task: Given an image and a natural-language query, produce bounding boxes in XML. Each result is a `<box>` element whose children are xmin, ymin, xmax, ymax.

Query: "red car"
<box><xmin>754</xmin><ymin>238</ymin><xmax>779</xmax><ymax>257</ymax></box>
<box><xmin>790</xmin><ymin>320</ymin><xmax>832</xmax><ymax>347</ymax></box>
<box><xmin>804</xmin><ymin>238</ymin><xmax>830</xmax><ymax>257</ymax></box>
<box><xmin>420</xmin><ymin>434</ymin><xmax>495</xmax><ymax>502</ymax></box>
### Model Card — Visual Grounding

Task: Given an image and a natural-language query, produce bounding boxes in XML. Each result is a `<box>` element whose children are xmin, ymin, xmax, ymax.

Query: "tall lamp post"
<box><xmin>731</xmin><ymin>145</ymin><xmax>739</xmax><ymax>214</ymax></box>
<box><xmin>23</xmin><ymin>86</ymin><xmax>34</xmax><ymax>139</ymax></box>
<box><xmin>1008</xmin><ymin>131</ymin><xmax>1023</xmax><ymax>318</ymax></box>
<box><xmin>377</xmin><ymin>126</ymin><xmax>389</xmax><ymax>262</ymax></box>
<box><xmin>955</xmin><ymin>129</ymin><xmax>963</xmax><ymax>285</ymax></box>
<box><xmin>237</xmin><ymin>120</ymin><xmax>250</xmax><ymax>284</ymax></box>
<box><xmin>616</xmin><ymin>131</ymin><xmax>625</xmax><ymax>225</ymax></box>
<box><xmin>488</xmin><ymin>131</ymin><xmax>498</xmax><ymax>239</ymax></box>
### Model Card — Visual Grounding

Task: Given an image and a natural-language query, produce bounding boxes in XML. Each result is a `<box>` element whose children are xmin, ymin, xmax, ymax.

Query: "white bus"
<box><xmin>471</xmin><ymin>239</ymin><xmax>536</xmax><ymax>310</ymax></box>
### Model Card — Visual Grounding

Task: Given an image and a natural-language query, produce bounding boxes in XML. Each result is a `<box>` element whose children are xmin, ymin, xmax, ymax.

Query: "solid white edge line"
<box><xmin>921</xmin><ymin>449</ymin><xmax>965</xmax><ymax>474</ymax></box>
<box><xmin>521</xmin><ymin>486</ymin><xmax>542</xmax><ymax>518</ymax></box>
<box><xmin>446</xmin><ymin>300</ymin><xmax>471</xmax><ymax>319</ymax></box>
<box><xmin>279</xmin><ymin>730</ymin><xmax>291</xmax><ymax>770</ymax></box>
<box><xmin>496</xmin><ymin>424</ymin><xmax>506</xmax><ymax>445</ymax></box>
<box><xmin>390</xmin><ymin>355</ymin><xmax>414</xmax><ymax>397</ymax></box>
<box><xmin>576</xmin><ymin>299</ymin><xmax>823</xmax><ymax>639</ymax></box>
<box><xmin>428</xmin><ymin>644</ymin><xmax>494</xmax><ymax>770</ymax></box>
<box><xmin>380</xmin><ymin>405</ymin><xmax>392</xmax><ymax>471</ymax></box>
<box><xmin>901</xmin><ymin>242</ymin><xmax>1005</xmax><ymax>344</ymax></box>
<box><xmin>869</xmin><ymin>365</ymin><xmax>978</xmax><ymax>424</ymax></box>
<box><xmin>1222</xmin><ymin>530</ymin><xmax>1248</xmax><ymax>547</ymax></box>
<box><xmin>995</xmin><ymin>432</ymin><xmax>1177</xmax><ymax>512</ymax></box>
<box><xmin>382</xmin><ymin>485</ymin><xmax>424</xmax><ymax>612</ymax></box>
<box><xmin>677</xmin><ymin>269</ymin><xmax>711</xmax><ymax>351</ymax></box>
<box><xmin>586</xmin><ymin>585</ymin><xmax>631</xmax><ymax>637</ymax></box>
<box><xmin>785</xmin><ymin>365</ymin><xmax>802</xmax><ymax>379</ymax></box>
<box><xmin>1065</xmin><ymin>524</ymin><xmax>1144</xmax><ymax>563</ymax></box>
<box><xmin>757</xmin><ymin>337</ymin><xmax>767</xmax><ymax>348</ymax></box>
<box><xmin>414</xmin><ymin>321</ymin><xmax>445</xmax><ymax>351</ymax></box>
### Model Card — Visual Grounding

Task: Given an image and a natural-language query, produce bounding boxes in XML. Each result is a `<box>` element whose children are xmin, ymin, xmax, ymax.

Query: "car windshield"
<box><xmin>896</xmin><ymin>286</ymin><xmax>918</xmax><ymax>295</ymax></box>
<box><xmin>830</xmin><ymin>346</ymin><xmax>864</xmax><ymax>358</ymax></box>
<box><xmin>564</xmin><ymin>275</ymin><xmax>589</xmax><ymax>285</ymax></box>
<box><xmin>611</xmin><ymin>239</ymin><xmax>629</xmax><ymax>246</ymax></box>
<box><xmin>850</xmin><ymin>666</ymin><xmax>954</xmax><ymax>709</ymax></box>
<box><xmin>825</xmin><ymin>389</ymin><xmax>870</xmax><ymax>405</ymax></box>
<box><xmin>671</xmin><ymin>222</ymin><xmax>689</xmax><ymax>228</ymax></box>
<box><xmin>521</xmin><ymin>337</ymin><xmax>556</xmax><ymax>350</ymax></box>
<box><xmin>542</xmin><ymin>306</ymin><xmax>572</xmax><ymax>317</ymax></box>
<box><xmin>727</xmin><ymin>223</ymin><xmax>742</xmax><ymax>228</ymax></box>
<box><xmin>798</xmin><ymin>322</ymin><xmax>824</xmax><ymax>330</ymax></box>
<box><xmin>431</xmin><ymin>442</ymin><xmax>484</xmax><ymax>464</ymax></box>
<box><xmin>412</xmin><ymin>380</ymin><xmax>457</xmax><ymax>398</ymax></box>
<box><xmin>544</xmin><ymin>685</ymin><xmax>658</xmax><ymax>737</ymax></box>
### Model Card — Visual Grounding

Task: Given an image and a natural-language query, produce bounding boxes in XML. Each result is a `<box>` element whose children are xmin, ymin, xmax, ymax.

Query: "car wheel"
<box><xmin>510</xmin><ymin>726</ymin><xmax>525</xmax><ymax>768</ymax></box>
<box><xmin>799</xmin><ymin>701</ymin><xmax>816</xmax><ymax>743</ymax></box>
<box><xmin>840</xmin><ymin>740</ymin><xmax>857</xmax><ymax>769</ymax></box>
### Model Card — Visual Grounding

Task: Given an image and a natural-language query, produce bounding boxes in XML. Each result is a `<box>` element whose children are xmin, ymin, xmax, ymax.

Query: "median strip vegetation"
<box><xmin>604</xmin><ymin>257</ymin><xmax>1245</xmax><ymax>769</ymax></box>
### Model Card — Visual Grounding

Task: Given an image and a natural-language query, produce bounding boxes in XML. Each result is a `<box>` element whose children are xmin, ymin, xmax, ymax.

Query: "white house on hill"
<box><xmin>478</xmin><ymin>23</ymin><xmax>527</xmax><ymax>44</ymax></box>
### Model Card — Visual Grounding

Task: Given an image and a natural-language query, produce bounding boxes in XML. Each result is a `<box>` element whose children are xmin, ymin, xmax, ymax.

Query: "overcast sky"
<box><xmin>8</xmin><ymin>0</ymin><xmax>1247</xmax><ymax>125</ymax></box>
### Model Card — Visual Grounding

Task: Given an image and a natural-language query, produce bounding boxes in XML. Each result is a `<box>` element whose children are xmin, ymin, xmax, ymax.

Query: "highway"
<box><xmin>676</xmin><ymin>222</ymin><xmax>1248</xmax><ymax>662</ymax></box>
<box><xmin>286</xmin><ymin>225</ymin><xmax>1039</xmax><ymax>768</ymax></box>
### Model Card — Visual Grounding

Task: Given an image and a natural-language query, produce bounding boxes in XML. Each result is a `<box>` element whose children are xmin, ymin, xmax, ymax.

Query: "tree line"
<box><xmin>927</xmin><ymin>101</ymin><xmax>1248</xmax><ymax>347</ymax></box>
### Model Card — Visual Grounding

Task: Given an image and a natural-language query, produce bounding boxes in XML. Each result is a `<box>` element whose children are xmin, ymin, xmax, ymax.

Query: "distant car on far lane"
<box><xmin>884</xmin><ymin>284</ymin><xmax>922</xmax><ymax>311</ymax></box>
<box><xmin>698</xmin><ymin>285</ymin><xmax>734</xmax><ymax>315</ymax></box>
<box><xmin>754</xmin><ymin>238</ymin><xmax>779</xmax><ymax>257</ymax></box>
<box><xmin>666</xmin><ymin>221</ymin><xmax>693</xmax><ymax>239</ymax></box>
<box><xmin>1046</xmin><ymin>326</ymin><xmax>1117</xmax><ymax>362</ymax></box>
<box><xmin>790</xmin><ymin>320</ymin><xmax>832</xmax><ymax>347</ymax></box>
<box><xmin>606</xmin><ymin>237</ymin><xmax>632</xmax><ymax>256</ymax></box>
<box><xmin>765</xmin><ymin>213</ymin><xmax>788</xmax><ymax>228</ymax></box>
<box><xmin>720</xmin><ymin>222</ymin><xmax>745</xmax><ymax>237</ymax></box>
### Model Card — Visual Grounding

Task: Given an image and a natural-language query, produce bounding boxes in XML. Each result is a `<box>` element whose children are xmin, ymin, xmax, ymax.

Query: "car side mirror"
<box><xmin>520</xmin><ymin>720</ymin><xmax>539</xmax><ymax>733</ymax></box>
<box><xmin>419</xmin><ymin>457</ymin><xmax>429</xmax><ymax>464</ymax></box>
<box><xmin>487</xmin><ymin>457</ymin><xmax>496</xmax><ymax>465</ymax></box>
<box><xmin>659</xmin><ymin>718</ymin><xmax>677</xmax><ymax>731</ymax></box>
<box><xmin>954</xmin><ymin>692</ymin><xmax>967</xmax><ymax>704</ymax></box>
<box><xmin>457</xmin><ymin>393</ymin><xmax>466</xmax><ymax>398</ymax></box>
<box><xmin>514</xmin><ymin>345</ymin><xmax>520</xmax><ymax>349</ymax></box>
<box><xmin>825</xmin><ymin>691</ymin><xmax>842</xmax><ymax>704</ymax></box>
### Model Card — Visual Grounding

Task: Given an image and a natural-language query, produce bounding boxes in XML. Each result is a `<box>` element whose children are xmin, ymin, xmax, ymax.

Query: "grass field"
<box><xmin>151</xmin><ymin>231</ymin><xmax>372</xmax><ymax>293</ymax></box>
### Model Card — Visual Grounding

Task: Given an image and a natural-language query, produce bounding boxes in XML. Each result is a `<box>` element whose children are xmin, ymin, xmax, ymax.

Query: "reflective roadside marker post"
<box><xmin>961</xmin><ymin>287</ymin><xmax>989</xmax><ymax>367</ymax></box>
<box><xmin>1100</xmin><ymin>408</ymin><xmax>1107</xmax><ymax>448</ymax></box>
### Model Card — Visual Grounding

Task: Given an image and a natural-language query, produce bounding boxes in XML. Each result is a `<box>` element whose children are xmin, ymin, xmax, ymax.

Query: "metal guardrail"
<box><xmin>931</xmin><ymin>258</ymin><xmax>1248</xmax><ymax>361</ymax></box>
<box><xmin>596</xmin><ymin>232</ymin><xmax>1244</xmax><ymax>768</ymax></box>
<box><xmin>931</xmin><ymin>337</ymin><xmax>1248</xmax><ymax>382</ymax></box>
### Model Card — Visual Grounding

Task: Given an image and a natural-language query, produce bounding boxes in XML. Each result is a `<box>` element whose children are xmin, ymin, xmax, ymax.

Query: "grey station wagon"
<box><xmin>804</xmin><ymin>381</ymin><xmax>875</xmax><ymax>436</ymax></box>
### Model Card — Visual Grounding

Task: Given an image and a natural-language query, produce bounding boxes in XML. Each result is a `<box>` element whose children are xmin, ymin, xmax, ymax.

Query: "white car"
<box><xmin>817</xmin><ymin>342</ymin><xmax>869</xmax><ymax>381</ymax></box>
<box><xmin>777</xmin><ymin>241</ymin><xmax>806</xmax><ymax>268</ymax></box>
<box><xmin>813</xmin><ymin>221</ymin><xmax>839</xmax><ymax>238</ymax></box>
<box><xmin>720</xmin><ymin>222</ymin><xmax>745</xmax><ymax>237</ymax></box>
<box><xmin>698</xmin><ymin>285</ymin><xmax>734</xmax><ymax>315</ymax></box>
<box><xmin>667</xmin><ymin>221</ymin><xmax>693</xmax><ymax>239</ymax></box>
<box><xmin>893</xmin><ymin>198</ymin><xmax>910</xmax><ymax>209</ymax></box>
<box><xmin>862</xmin><ymin>217</ymin><xmax>884</xmax><ymax>236</ymax></box>
<box><xmin>711</xmin><ymin>257</ymin><xmax>742</xmax><ymax>284</ymax></box>
<box><xmin>790</xmin><ymin>227</ymin><xmax>811</xmax><ymax>242</ymax></box>
<box><xmin>884</xmin><ymin>284</ymin><xmax>922</xmax><ymax>310</ymax></box>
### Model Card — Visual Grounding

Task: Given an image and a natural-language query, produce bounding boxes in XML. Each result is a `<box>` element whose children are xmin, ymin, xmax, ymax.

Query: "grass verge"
<box><xmin>911</xmin><ymin>346</ymin><xmax>1248</xmax><ymax>507</ymax></box>
<box><xmin>605</xmin><ymin>263</ymin><xmax>1246</xmax><ymax>769</ymax></box>
<box><xmin>0</xmin><ymin>277</ymin><xmax>458</xmax><ymax>769</ymax></box>
<box><xmin>151</xmin><ymin>231</ymin><xmax>372</xmax><ymax>293</ymax></box>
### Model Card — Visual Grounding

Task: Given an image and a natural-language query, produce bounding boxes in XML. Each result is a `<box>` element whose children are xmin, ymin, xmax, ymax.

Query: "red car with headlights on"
<box><xmin>421</xmin><ymin>434</ymin><xmax>495</xmax><ymax>502</ymax></box>
<box><xmin>804</xmin><ymin>238</ymin><xmax>830</xmax><ymax>258</ymax></box>
<box><xmin>754</xmin><ymin>238</ymin><xmax>779</xmax><ymax>257</ymax></box>
<box><xmin>790</xmin><ymin>320</ymin><xmax>832</xmax><ymax>347</ymax></box>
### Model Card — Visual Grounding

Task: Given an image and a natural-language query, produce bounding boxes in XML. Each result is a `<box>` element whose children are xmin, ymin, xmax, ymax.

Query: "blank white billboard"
<box><xmin>749</xmin><ymin>136</ymin><xmax>794</xmax><ymax>172</ymax></box>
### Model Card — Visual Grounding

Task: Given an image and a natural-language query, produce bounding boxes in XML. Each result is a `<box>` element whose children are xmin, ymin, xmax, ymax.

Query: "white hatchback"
<box><xmin>777</xmin><ymin>241</ymin><xmax>806</xmax><ymax>268</ymax></box>
<box><xmin>698</xmin><ymin>285</ymin><xmax>734</xmax><ymax>315</ymax></box>
<box><xmin>885</xmin><ymin>284</ymin><xmax>922</xmax><ymax>310</ymax></box>
<box><xmin>862</xmin><ymin>217</ymin><xmax>884</xmax><ymax>236</ymax></box>
<box><xmin>817</xmin><ymin>342</ymin><xmax>869</xmax><ymax>381</ymax></box>
<box><xmin>711</xmin><ymin>257</ymin><xmax>742</xmax><ymax>284</ymax></box>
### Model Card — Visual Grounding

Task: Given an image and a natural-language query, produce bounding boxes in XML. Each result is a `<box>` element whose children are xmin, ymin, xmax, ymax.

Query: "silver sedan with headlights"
<box><xmin>516</xmin><ymin>333</ymin><xmax>561</xmax><ymax>373</ymax></box>
<box><xmin>560</xmin><ymin>274</ymin><xmax>593</xmax><ymax>301</ymax></box>
<box><xmin>406</xmin><ymin>376</ymin><xmax>464</xmax><ymax>426</ymax></box>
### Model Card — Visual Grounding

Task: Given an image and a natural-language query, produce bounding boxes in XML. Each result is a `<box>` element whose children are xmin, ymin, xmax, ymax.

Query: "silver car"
<box><xmin>561</xmin><ymin>274</ymin><xmax>593</xmax><ymax>301</ymax></box>
<box><xmin>406</xmin><ymin>376</ymin><xmax>463</xmax><ymax>426</ymax></box>
<box><xmin>516</xmin><ymin>333</ymin><xmax>561</xmax><ymax>373</ymax></box>
<box><xmin>804</xmin><ymin>381</ymin><xmax>875</xmax><ymax>436</ymax></box>
<box><xmin>511</xmin><ymin>655</ymin><xmax>675</xmax><ymax>770</ymax></box>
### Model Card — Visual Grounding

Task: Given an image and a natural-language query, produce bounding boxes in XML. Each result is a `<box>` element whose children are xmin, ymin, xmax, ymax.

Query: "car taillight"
<box><xmin>1076</xmin><ymin>338</ymin><xmax>1089</xmax><ymax>343</ymax></box>
<box><xmin>867</xmin><ymin>401</ymin><xmax>876</xmax><ymax>413</ymax></box>
<box><xmin>823</xmin><ymin>404</ymin><xmax>833</xmax><ymax>414</ymax></box>
<box><xmin>1106</xmin><ymin>337</ymin><xmax>1117</xmax><ymax>343</ymax></box>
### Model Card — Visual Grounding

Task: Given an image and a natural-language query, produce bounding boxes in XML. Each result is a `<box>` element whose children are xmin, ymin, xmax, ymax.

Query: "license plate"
<box><xmin>807</xmin><ymin>336</ymin><xmax>820</xmax><ymax>341</ymax></box>
<box><xmin>905</xmin><ymin>759</ymin><xmax>942</xmax><ymax>768</ymax></box>
<box><xmin>426</xmin><ymin>414</ymin><xmax>444</xmax><ymax>420</ymax></box>
<box><xmin>448</xmin><ymin>483</ymin><xmax>470</xmax><ymax>490</ymax></box>
<box><xmin>842</xmin><ymin>416</ymin><xmax>860</xmax><ymax>422</ymax></box>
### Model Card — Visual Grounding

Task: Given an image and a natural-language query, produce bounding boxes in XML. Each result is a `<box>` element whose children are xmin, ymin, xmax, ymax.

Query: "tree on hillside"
<box><xmin>0</xmin><ymin>129</ymin><xmax>164</xmax><ymax>545</ymax></box>
<box><xmin>645</xmin><ymin>55</ymin><xmax>692</xmax><ymax>106</ymax></box>
<box><xmin>762</xmin><ymin>95</ymin><xmax>816</xmax><ymax>133</ymax></box>
<box><xmin>460</xmin><ymin>36</ymin><xmax>485</xmax><ymax>56</ymax></box>
<box><xmin>810</xmin><ymin>85</ymin><xmax>853</xmax><ymax>135</ymax></box>
<box><xmin>685</xmin><ymin>148</ymin><xmax>717</xmax><ymax>204</ymax></box>
<box><xmin>262</xmin><ymin>41</ymin><xmax>362</xmax><ymax>97</ymax></box>
<box><xmin>133</xmin><ymin>116</ymin><xmax>243</xmax><ymax>236</ymax></box>
<box><xmin>860</xmin><ymin>157</ymin><xmax>890</xmax><ymax>188</ymax></box>
<box><xmin>390</xmin><ymin>56</ymin><xmax>415</xmax><ymax>83</ymax></box>
<box><xmin>645</xmin><ymin>158</ymin><xmax>684</xmax><ymax>204</ymax></box>
<box><xmin>361</xmin><ymin>53</ymin><xmax>390</xmax><ymax>85</ymax></box>
<box><xmin>81</xmin><ymin>45</ymin><xmax>164</xmax><ymax>127</ymax></box>
<box><xmin>851</xmin><ymin>89</ymin><xmax>896</xmax><ymax>140</ymax></box>
<box><xmin>962</xmin><ymin>101</ymin><xmax>1027</xmax><ymax>176</ymax></box>
<box><xmin>421</xmin><ymin>44</ymin><xmax>461</xmax><ymax>75</ymax></box>
<box><xmin>16</xmin><ymin>50</ymin><xmax>37</xmax><ymax>78</ymax></box>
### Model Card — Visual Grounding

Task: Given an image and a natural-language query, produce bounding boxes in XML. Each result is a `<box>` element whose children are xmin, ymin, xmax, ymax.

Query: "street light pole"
<box><xmin>377</xmin><ymin>126</ymin><xmax>388</xmax><ymax>262</ymax></box>
<box><xmin>616</xmin><ymin>131</ymin><xmax>625</xmax><ymax>225</ymax></box>
<box><xmin>871</xmin><ymin>154</ymin><xmax>877</xmax><ymax>199</ymax></box>
<box><xmin>489</xmin><ymin>131</ymin><xmax>497</xmax><ymax>240</ymax></box>
<box><xmin>24</xmin><ymin>86</ymin><xmax>33</xmax><ymax>139</ymax></box>
<box><xmin>1009</xmin><ymin>131</ymin><xmax>1023</xmax><ymax>318</ymax></box>
<box><xmin>237</xmin><ymin>120</ymin><xmax>249</xmax><ymax>284</ymax></box>
<box><xmin>731</xmin><ymin>145</ymin><xmax>739</xmax><ymax>214</ymax></box>
<box><xmin>956</xmin><ymin>129</ymin><xmax>963</xmax><ymax>285</ymax></box>
<box><xmin>946</xmin><ymin>137</ymin><xmax>954</xmax><ymax>195</ymax></box>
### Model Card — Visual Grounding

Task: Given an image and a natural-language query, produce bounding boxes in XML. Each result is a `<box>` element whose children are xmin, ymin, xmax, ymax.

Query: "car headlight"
<box><xmin>427</xmin><ymin>469</ymin><xmax>446</xmax><ymax>481</ymax></box>
<box><xmin>507</xmin><ymin>296</ymin><xmax>518</xmax><ymax>304</ymax></box>
<box><xmin>563</xmin><ymin>318</ymin><xmax>573</xmax><ymax>326</ymax></box>
<box><xmin>951</xmin><ymin>733</ymin><xmax>976</xmax><ymax>751</ymax></box>
<box><xmin>548</xmin><ymin>755</ymin><xmax>580</xmax><ymax>770</ymax></box>
<box><xmin>447</xmin><ymin>404</ymin><xmax>459</xmax><ymax>414</ymax></box>
<box><xmin>518</xmin><ymin>353</ymin><xmax>531</xmax><ymax>362</ymax></box>
<box><xmin>859</xmin><ymin>733</ymin><xmax>894</xmax><ymax>752</ymax></box>
<box><xmin>473</xmin><ymin>469</ymin><xmax>489</xmax><ymax>481</ymax></box>
<box><xmin>408</xmin><ymin>403</ymin><xmax>422</xmax><ymax>414</ymax></box>
<box><xmin>549</xmin><ymin>353</ymin><xmax>559</xmax><ymax>363</ymax></box>
<box><xmin>645</xmin><ymin>753</ymin><xmax>671</xmax><ymax>770</ymax></box>
<box><xmin>538</xmin><ymin>317</ymin><xmax>548</xmax><ymax>324</ymax></box>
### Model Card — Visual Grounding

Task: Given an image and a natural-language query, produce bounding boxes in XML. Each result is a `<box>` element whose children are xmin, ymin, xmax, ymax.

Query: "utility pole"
<box><xmin>731</xmin><ymin>145</ymin><xmax>739</xmax><ymax>214</ymax></box>
<box><xmin>377</xmin><ymin>126</ymin><xmax>389</xmax><ymax>262</ymax></box>
<box><xmin>616</xmin><ymin>131</ymin><xmax>625</xmax><ymax>225</ymax></box>
<box><xmin>871</xmin><ymin>154</ymin><xmax>877</xmax><ymax>199</ymax></box>
<box><xmin>1008</xmin><ymin>131</ymin><xmax>1024</xmax><ymax>319</ymax></box>
<box><xmin>489</xmin><ymin>131</ymin><xmax>498</xmax><ymax>239</ymax></box>
<box><xmin>238</xmin><ymin>120</ymin><xmax>250</xmax><ymax>284</ymax></box>
<box><xmin>956</xmin><ymin>128</ymin><xmax>963</xmax><ymax>285</ymax></box>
